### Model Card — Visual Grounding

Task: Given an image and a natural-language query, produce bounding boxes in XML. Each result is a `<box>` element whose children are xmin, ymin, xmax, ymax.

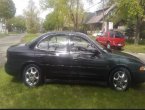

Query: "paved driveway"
<box><xmin>0</xmin><ymin>34</ymin><xmax>25</xmax><ymax>66</ymax></box>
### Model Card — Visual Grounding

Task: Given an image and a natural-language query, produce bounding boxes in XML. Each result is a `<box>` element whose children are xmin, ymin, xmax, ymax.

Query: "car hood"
<box><xmin>109</xmin><ymin>51</ymin><xmax>144</xmax><ymax>64</ymax></box>
<box><xmin>7</xmin><ymin>43</ymin><xmax>28</xmax><ymax>52</ymax></box>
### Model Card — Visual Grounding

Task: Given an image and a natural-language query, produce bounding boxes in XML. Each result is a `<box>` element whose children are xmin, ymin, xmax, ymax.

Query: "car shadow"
<box><xmin>111</xmin><ymin>48</ymin><xmax>124</xmax><ymax>52</ymax></box>
<box><xmin>11</xmin><ymin>77</ymin><xmax>22</xmax><ymax>84</ymax></box>
<box><xmin>45</xmin><ymin>79</ymin><xmax>108</xmax><ymax>89</ymax></box>
<box><xmin>132</xmin><ymin>84</ymin><xmax>145</xmax><ymax>93</ymax></box>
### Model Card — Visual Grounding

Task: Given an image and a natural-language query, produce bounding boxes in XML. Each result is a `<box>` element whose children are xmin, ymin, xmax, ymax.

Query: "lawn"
<box><xmin>124</xmin><ymin>44</ymin><xmax>145</xmax><ymax>53</ymax></box>
<box><xmin>0</xmin><ymin>33</ymin><xmax>9</xmax><ymax>38</ymax></box>
<box><xmin>0</xmin><ymin>33</ymin><xmax>145</xmax><ymax>109</ymax></box>
<box><xmin>1</xmin><ymin>67</ymin><xmax>145</xmax><ymax>109</ymax></box>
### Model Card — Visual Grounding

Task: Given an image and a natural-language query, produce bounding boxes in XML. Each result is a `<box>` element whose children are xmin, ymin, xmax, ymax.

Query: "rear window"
<box><xmin>110</xmin><ymin>31</ymin><xmax>124</xmax><ymax>38</ymax></box>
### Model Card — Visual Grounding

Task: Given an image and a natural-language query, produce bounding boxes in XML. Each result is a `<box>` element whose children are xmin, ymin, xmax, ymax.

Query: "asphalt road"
<box><xmin>0</xmin><ymin>34</ymin><xmax>25</xmax><ymax>66</ymax></box>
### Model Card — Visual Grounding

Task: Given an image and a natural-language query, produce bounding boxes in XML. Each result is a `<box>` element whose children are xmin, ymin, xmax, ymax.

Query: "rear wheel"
<box><xmin>117</xmin><ymin>47</ymin><xmax>122</xmax><ymax>50</ymax></box>
<box><xmin>109</xmin><ymin>67</ymin><xmax>131</xmax><ymax>91</ymax></box>
<box><xmin>22</xmin><ymin>64</ymin><xmax>43</xmax><ymax>87</ymax></box>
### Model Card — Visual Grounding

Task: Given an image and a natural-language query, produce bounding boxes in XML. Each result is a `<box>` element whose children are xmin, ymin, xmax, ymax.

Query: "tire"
<box><xmin>117</xmin><ymin>47</ymin><xmax>122</xmax><ymax>51</ymax></box>
<box><xmin>22</xmin><ymin>64</ymin><xmax>43</xmax><ymax>87</ymax></box>
<box><xmin>107</xmin><ymin>42</ymin><xmax>111</xmax><ymax>49</ymax></box>
<box><xmin>109</xmin><ymin>67</ymin><xmax>131</xmax><ymax>91</ymax></box>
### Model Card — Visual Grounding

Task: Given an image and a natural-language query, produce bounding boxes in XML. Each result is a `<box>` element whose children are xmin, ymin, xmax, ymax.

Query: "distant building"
<box><xmin>0</xmin><ymin>22</ymin><xmax>7</xmax><ymax>33</ymax></box>
<box><xmin>83</xmin><ymin>4</ymin><xmax>116</xmax><ymax>33</ymax></box>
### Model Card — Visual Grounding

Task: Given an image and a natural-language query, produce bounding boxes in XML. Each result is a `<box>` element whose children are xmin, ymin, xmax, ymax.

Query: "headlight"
<box><xmin>140</xmin><ymin>66</ymin><xmax>145</xmax><ymax>71</ymax></box>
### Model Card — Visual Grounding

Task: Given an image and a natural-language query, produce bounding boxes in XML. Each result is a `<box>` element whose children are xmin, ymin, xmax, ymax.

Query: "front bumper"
<box><xmin>5</xmin><ymin>62</ymin><xmax>20</xmax><ymax>77</ymax></box>
<box><xmin>133</xmin><ymin>71</ymin><xmax>145</xmax><ymax>84</ymax></box>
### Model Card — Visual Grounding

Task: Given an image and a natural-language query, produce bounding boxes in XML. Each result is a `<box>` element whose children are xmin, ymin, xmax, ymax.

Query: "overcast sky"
<box><xmin>13</xmin><ymin>0</ymin><xmax>101</xmax><ymax>19</ymax></box>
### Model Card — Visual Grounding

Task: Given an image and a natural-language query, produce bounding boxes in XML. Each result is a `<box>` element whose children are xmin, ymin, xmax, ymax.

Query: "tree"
<box><xmin>40</xmin><ymin>0</ymin><xmax>93</xmax><ymax>31</ymax></box>
<box><xmin>24</xmin><ymin>0</ymin><xmax>40</xmax><ymax>33</ymax></box>
<box><xmin>43</xmin><ymin>12</ymin><xmax>63</xmax><ymax>31</ymax></box>
<box><xmin>7</xmin><ymin>16</ymin><xmax>26</xmax><ymax>32</ymax></box>
<box><xmin>42</xmin><ymin>0</ymin><xmax>69</xmax><ymax>31</ymax></box>
<box><xmin>0</xmin><ymin>0</ymin><xmax>16</xmax><ymax>20</ymax></box>
<box><xmin>108</xmin><ymin>0</ymin><xmax>145</xmax><ymax>44</ymax></box>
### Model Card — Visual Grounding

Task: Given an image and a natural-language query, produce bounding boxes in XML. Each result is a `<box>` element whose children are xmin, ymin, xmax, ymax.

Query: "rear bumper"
<box><xmin>112</xmin><ymin>43</ymin><xmax>125</xmax><ymax>47</ymax></box>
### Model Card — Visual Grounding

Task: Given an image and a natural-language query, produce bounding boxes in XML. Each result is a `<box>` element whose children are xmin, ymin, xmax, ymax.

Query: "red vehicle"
<box><xmin>96</xmin><ymin>30</ymin><xmax>126</xmax><ymax>49</ymax></box>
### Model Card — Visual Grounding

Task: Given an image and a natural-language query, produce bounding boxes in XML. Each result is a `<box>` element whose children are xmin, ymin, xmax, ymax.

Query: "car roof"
<box><xmin>43</xmin><ymin>31</ymin><xmax>87</xmax><ymax>37</ymax></box>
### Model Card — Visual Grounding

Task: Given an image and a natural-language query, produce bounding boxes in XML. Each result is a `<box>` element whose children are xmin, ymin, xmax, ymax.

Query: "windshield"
<box><xmin>110</xmin><ymin>31</ymin><xmax>124</xmax><ymax>38</ymax></box>
<box><xmin>114</xmin><ymin>31</ymin><xmax>124</xmax><ymax>38</ymax></box>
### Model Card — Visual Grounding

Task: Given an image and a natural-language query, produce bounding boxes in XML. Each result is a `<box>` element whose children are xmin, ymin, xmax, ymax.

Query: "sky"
<box><xmin>13</xmin><ymin>0</ymin><xmax>101</xmax><ymax>19</ymax></box>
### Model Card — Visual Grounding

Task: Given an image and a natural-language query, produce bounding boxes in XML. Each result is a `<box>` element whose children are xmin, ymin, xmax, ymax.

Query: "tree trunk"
<box><xmin>134</xmin><ymin>16</ymin><xmax>141</xmax><ymax>45</ymax></box>
<box><xmin>75</xmin><ymin>0</ymin><xmax>79</xmax><ymax>31</ymax></box>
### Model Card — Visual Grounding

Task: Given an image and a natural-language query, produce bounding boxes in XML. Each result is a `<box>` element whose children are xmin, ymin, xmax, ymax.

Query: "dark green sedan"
<box><xmin>5</xmin><ymin>32</ymin><xmax>145</xmax><ymax>91</ymax></box>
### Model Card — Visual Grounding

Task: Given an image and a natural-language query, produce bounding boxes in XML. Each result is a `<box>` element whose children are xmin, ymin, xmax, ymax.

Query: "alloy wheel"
<box><xmin>107</xmin><ymin>43</ymin><xmax>111</xmax><ymax>49</ymax></box>
<box><xmin>24</xmin><ymin>66</ymin><xmax>40</xmax><ymax>87</ymax></box>
<box><xmin>113</xmin><ymin>71</ymin><xmax>128</xmax><ymax>91</ymax></box>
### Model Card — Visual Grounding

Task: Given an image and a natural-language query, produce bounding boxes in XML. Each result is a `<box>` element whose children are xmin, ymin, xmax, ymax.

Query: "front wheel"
<box><xmin>109</xmin><ymin>67</ymin><xmax>131</xmax><ymax>91</ymax></box>
<box><xmin>22</xmin><ymin>64</ymin><xmax>43</xmax><ymax>87</ymax></box>
<box><xmin>107</xmin><ymin>42</ymin><xmax>111</xmax><ymax>49</ymax></box>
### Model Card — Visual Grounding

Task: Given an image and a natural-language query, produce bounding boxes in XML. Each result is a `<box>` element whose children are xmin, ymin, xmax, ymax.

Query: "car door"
<box><xmin>35</xmin><ymin>34</ymin><xmax>71</xmax><ymax>79</ymax></box>
<box><xmin>69</xmin><ymin>35</ymin><xmax>109</xmax><ymax>81</ymax></box>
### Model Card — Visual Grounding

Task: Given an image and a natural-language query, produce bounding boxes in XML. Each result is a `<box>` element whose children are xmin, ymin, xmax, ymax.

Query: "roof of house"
<box><xmin>85</xmin><ymin>4</ymin><xmax>116</xmax><ymax>24</ymax></box>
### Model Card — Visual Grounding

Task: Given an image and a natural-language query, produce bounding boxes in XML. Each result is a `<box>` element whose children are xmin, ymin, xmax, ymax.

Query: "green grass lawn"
<box><xmin>1</xmin><ymin>67</ymin><xmax>145</xmax><ymax>109</ymax></box>
<box><xmin>0</xmin><ymin>33</ymin><xmax>9</xmax><ymax>38</ymax></box>
<box><xmin>0</xmin><ymin>34</ymin><xmax>145</xmax><ymax>108</ymax></box>
<box><xmin>124</xmin><ymin>44</ymin><xmax>145</xmax><ymax>53</ymax></box>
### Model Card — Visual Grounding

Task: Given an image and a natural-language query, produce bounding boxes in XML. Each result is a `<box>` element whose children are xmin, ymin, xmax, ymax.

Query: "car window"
<box><xmin>110</xmin><ymin>31</ymin><xmax>115</xmax><ymax>38</ymax></box>
<box><xmin>37</xmin><ymin>35</ymin><xmax>68</xmax><ymax>52</ymax></box>
<box><xmin>70</xmin><ymin>36</ymin><xmax>96</xmax><ymax>52</ymax></box>
<box><xmin>115</xmin><ymin>31</ymin><xmax>124</xmax><ymax>38</ymax></box>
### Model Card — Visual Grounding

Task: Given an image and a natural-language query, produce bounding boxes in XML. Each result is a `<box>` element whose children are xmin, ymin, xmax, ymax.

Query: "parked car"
<box><xmin>96</xmin><ymin>30</ymin><xmax>126</xmax><ymax>49</ymax></box>
<box><xmin>92</xmin><ymin>31</ymin><xmax>103</xmax><ymax>37</ymax></box>
<box><xmin>5</xmin><ymin>32</ymin><xmax>145</xmax><ymax>91</ymax></box>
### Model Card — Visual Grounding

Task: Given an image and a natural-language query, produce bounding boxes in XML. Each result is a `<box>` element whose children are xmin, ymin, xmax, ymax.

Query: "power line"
<box><xmin>85</xmin><ymin>1</ymin><xmax>103</xmax><ymax>12</ymax></box>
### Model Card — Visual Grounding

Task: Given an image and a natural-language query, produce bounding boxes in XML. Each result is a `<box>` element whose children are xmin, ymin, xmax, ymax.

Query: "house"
<box><xmin>0</xmin><ymin>20</ymin><xmax>7</xmax><ymax>33</ymax></box>
<box><xmin>83</xmin><ymin>4</ymin><xmax>117</xmax><ymax>33</ymax></box>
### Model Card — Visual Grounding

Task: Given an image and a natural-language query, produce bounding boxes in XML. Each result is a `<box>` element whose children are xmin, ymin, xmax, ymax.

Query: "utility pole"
<box><xmin>103</xmin><ymin>0</ymin><xmax>105</xmax><ymax>25</ymax></box>
<box><xmin>102</xmin><ymin>0</ymin><xmax>106</xmax><ymax>32</ymax></box>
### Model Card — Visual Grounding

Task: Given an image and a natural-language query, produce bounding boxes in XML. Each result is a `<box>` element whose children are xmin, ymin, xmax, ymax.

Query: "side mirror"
<box><xmin>88</xmin><ymin>48</ymin><xmax>100</xmax><ymax>55</ymax></box>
